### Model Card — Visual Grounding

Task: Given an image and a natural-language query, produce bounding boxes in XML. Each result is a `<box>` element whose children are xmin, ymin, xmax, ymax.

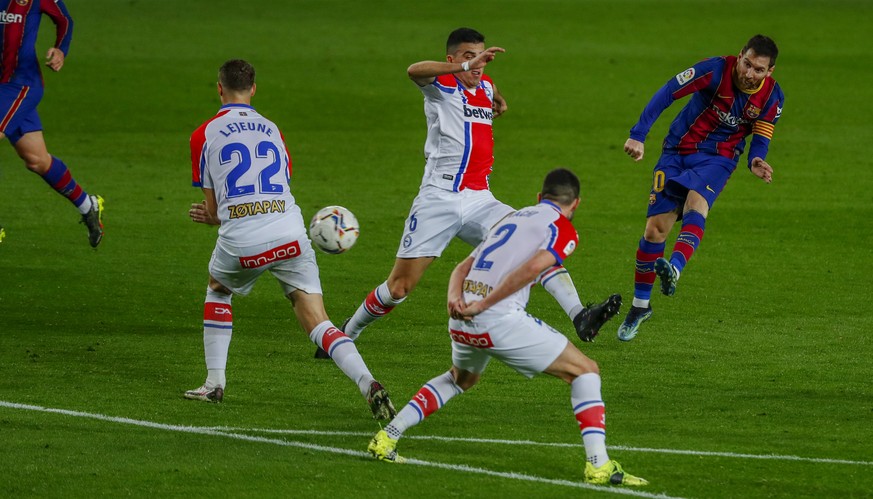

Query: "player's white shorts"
<box><xmin>396</xmin><ymin>185</ymin><xmax>515</xmax><ymax>258</ymax></box>
<box><xmin>208</xmin><ymin>236</ymin><xmax>322</xmax><ymax>297</ymax></box>
<box><xmin>449</xmin><ymin>309</ymin><xmax>569</xmax><ymax>379</ymax></box>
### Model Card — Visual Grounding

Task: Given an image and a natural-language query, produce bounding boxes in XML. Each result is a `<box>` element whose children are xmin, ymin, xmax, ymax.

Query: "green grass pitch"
<box><xmin>1</xmin><ymin>1</ymin><xmax>871</xmax><ymax>497</ymax></box>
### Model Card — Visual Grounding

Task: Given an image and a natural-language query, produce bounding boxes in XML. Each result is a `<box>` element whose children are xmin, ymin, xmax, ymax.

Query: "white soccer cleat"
<box><xmin>183</xmin><ymin>384</ymin><xmax>224</xmax><ymax>403</ymax></box>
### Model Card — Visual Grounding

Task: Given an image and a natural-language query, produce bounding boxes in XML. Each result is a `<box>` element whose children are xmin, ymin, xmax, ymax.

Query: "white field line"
<box><xmin>207</xmin><ymin>426</ymin><xmax>873</xmax><ymax>467</ymax></box>
<box><xmin>0</xmin><ymin>400</ymin><xmax>679</xmax><ymax>499</ymax></box>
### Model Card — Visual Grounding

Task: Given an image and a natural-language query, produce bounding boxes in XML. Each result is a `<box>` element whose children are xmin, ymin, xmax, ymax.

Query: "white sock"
<box><xmin>203</xmin><ymin>287</ymin><xmax>233</xmax><ymax>388</ymax></box>
<box><xmin>538</xmin><ymin>266</ymin><xmax>583</xmax><ymax>319</ymax></box>
<box><xmin>309</xmin><ymin>320</ymin><xmax>374</xmax><ymax>396</ymax></box>
<box><xmin>386</xmin><ymin>370</ymin><xmax>463</xmax><ymax>440</ymax></box>
<box><xmin>344</xmin><ymin>281</ymin><xmax>405</xmax><ymax>340</ymax></box>
<box><xmin>77</xmin><ymin>195</ymin><xmax>93</xmax><ymax>215</ymax></box>
<box><xmin>571</xmin><ymin>373</ymin><xmax>609</xmax><ymax>467</ymax></box>
<box><xmin>631</xmin><ymin>298</ymin><xmax>650</xmax><ymax>309</ymax></box>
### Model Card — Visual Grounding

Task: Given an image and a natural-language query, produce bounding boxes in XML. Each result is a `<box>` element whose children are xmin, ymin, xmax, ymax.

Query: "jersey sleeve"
<box><xmin>190</xmin><ymin>123</ymin><xmax>209</xmax><ymax>188</ymax></box>
<box><xmin>419</xmin><ymin>73</ymin><xmax>456</xmax><ymax>100</ymax></box>
<box><xmin>629</xmin><ymin>57</ymin><xmax>721</xmax><ymax>142</ymax></box>
<box><xmin>747</xmin><ymin>84</ymin><xmax>784</xmax><ymax>166</ymax></box>
<box><xmin>542</xmin><ymin>216</ymin><xmax>578</xmax><ymax>265</ymax></box>
<box><xmin>41</xmin><ymin>0</ymin><xmax>74</xmax><ymax>56</ymax></box>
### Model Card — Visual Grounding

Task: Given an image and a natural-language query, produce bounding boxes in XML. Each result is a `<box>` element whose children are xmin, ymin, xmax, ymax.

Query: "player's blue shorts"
<box><xmin>0</xmin><ymin>83</ymin><xmax>44</xmax><ymax>144</ymax></box>
<box><xmin>646</xmin><ymin>152</ymin><xmax>737</xmax><ymax>218</ymax></box>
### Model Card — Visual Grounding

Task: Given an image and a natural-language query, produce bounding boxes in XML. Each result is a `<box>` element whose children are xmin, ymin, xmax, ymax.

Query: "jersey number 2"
<box><xmin>222</xmin><ymin>141</ymin><xmax>285</xmax><ymax>198</ymax></box>
<box><xmin>474</xmin><ymin>224</ymin><xmax>517</xmax><ymax>271</ymax></box>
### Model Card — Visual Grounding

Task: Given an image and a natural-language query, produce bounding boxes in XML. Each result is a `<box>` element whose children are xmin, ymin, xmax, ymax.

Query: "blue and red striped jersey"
<box><xmin>630</xmin><ymin>55</ymin><xmax>784</xmax><ymax>166</ymax></box>
<box><xmin>0</xmin><ymin>0</ymin><xmax>73</xmax><ymax>85</ymax></box>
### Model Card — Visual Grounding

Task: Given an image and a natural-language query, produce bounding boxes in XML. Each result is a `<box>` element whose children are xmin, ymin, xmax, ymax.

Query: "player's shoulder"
<box><xmin>191</xmin><ymin>108</ymin><xmax>231</xmax><ymax>137</ymax></box>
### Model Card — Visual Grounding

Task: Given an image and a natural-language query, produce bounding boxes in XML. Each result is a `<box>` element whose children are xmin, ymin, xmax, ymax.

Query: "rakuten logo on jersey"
<box><xmin>463</xmin><ymin>105</ymin><xmax>493</xmax><ymax>124</ymax></box>
<box><xmin>711</xmin><ymin>104</ymin><xmax>749</xmax><ymax>127</ymax></box>
<box><xmin>0</xmin><ymin>11</ymin><xmax>24</xmax><ymax>23</ymax></box>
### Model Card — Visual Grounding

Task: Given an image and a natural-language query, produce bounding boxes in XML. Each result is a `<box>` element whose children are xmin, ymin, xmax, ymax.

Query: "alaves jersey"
<box><xmin>190</xmin><ymin>103</ymin><xmax>302</xmax><ymax>247</ymax></box>
<box><xmin>0</xmin><ymin>0</ymin><xmax>72</xmax><ymax>85</ymax></box>
<box><xmin>629</xmin><ymin>55</ymin><xmax>784</xmax><ymax>166</ymax></box>
<box><xmin>462</xmin><ymin>200</ymin><xmax>578</xmax><ymax>316</ymax></box>
<box><xmin>419</xmin><ymin>73</ymin><xmax>496</xmax><ymax>192</ymax></box>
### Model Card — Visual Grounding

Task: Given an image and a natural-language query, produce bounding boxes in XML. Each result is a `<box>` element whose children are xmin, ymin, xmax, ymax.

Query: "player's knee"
<box><xmin>21</xmin><ymin>153</ymin><xmax>50</xmax><ymax>174</ymax></box>
<box><xmin>643</xmin><ymin>224</ymin><xmax>670</xmax><ymax>243</ymax></box>
<box><xmin>386</xmin><ymin>279</ymin><xmax>413</xmax><ymax>299</ymax></box>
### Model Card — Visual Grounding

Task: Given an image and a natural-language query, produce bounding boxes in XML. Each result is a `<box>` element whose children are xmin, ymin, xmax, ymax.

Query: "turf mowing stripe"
<box><xmin>0</xmin><ymin>401</ymin><xmax>678</xmax><ymax>499</ymax></box>
<box><xmin>209</xmin><ymin>426</ymin><xmax>873</xmax><ymax>467</ymax></box>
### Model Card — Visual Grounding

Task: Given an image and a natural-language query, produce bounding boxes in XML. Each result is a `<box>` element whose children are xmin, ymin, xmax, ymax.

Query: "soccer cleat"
<box><xmin>654</xmin><ymin>257</ymin><xmax>678</xmax><ymax>296</ymax></box>
<box><xmin>574</xmin><ymin>294</ymin><xmax>622</xmax><ymax>342</ymax></box>
<box><xmin>368</xmin><ymin>429</ymin><xmax>405</xmax><ymax>463</ymax></box>
<box><xmin>80</xmin><ymin>194</ymin><xmax>105</xmax><ymax>248</ymax></box>
<box><xmin>584</xmin><ymin>460</ymin><xmax>648</xmax><ymax>486</ymax></box>
<box><xmin>367</xmin><ymin>380</ymin><xmax>397</xmax><ymax>421</ymax></box>
<box><xmin>617</xmin><ymin>305</ymin><xmax>653</xmax><ymax>342</ymax></box>
<box><xmin>183</xmin><ymin>384</ymin><xmax>224</xmax><ymax>403</ymax></box>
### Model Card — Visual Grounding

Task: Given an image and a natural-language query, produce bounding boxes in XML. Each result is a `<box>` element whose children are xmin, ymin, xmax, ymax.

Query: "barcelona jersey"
<box><xmin>0</xmin><ymin>0</ymin><xmax>72</xmax><ymax>86</ymax></box>
<box><xmin>630</xmin><ymin>55</ymin><xmax>784</xmax><ymax>166</ymax></box>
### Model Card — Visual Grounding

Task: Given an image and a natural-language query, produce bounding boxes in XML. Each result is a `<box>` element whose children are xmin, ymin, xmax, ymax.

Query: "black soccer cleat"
<box><xmin>574</xmin><ymin>294</ymin><xmax>623</xmax><ymax>342</ymax></box>
<box><xmin>80</xmin><ymin>194</ymin><xmax>105</xmax><ymax>248</ymax></box>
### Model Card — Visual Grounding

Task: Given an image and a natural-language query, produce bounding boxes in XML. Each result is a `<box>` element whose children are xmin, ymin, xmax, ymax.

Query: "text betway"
<box><xmin>463</xmin><ymin>105</ymin><xmax>492</xmax><ymax>123</ymax></box>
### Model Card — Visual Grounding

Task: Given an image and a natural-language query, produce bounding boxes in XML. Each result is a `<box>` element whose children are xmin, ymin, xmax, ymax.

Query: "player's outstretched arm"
<box><xmin>750</xmin><ymin>157</ymin><xmax>773</xmax><ymax>183</ymax></box>
<box><xmin>460</xmin><ymin>250</ymin><xmax>557</xmax><ymax>318</ymax></box>
<box><xmin>45</xmin><ymin>48</ymin><xmax>65</xmax><ymax>72</ymax></box>
<box><xmin>407</xmin><ymin>47</ymin><xmax>505</xmax><ymax>86</ymax></box>
<box><xmin>624</xmin><ymin>138</ymin><xmax>645</xmax><ymax>162</ymax></box>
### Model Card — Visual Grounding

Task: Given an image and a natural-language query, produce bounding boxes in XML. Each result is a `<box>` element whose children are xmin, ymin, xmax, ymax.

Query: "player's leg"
<box><xmin>655</xmin><ymin>191</ymin><xmax>709</xmax><ymax>296</ymax></box>
<box><xmin>617</xmin><ymin>211</ymin><xmax>675</xmax><ymax>341</ymax></box>
<box><xmin>184</xmin><ymin>276</ymin><xmax>233</xmax><ymax>403</ymax></box>
<box><xmin>13</xmin><ymin>131</ymin><xmax>104</xmax><ymax>247</ymax></box>
<box><xmin>370</xmin><ymin>347</ymin><xmax>487</xmax><ymax>464</ymax></box>
<box><xmin>342</xmin><ymin>256</ymin><xmax>434</xmax><ymax>341</ymax></box>
<box><xmin>543</xmin><ymin>344</ymin><xmax>648</xmax><ymax>486</ymax></box>
<box><xmin>289</xmin><ymin>288</ymin><xmax>396</xmax><ymax>420</ymax></box>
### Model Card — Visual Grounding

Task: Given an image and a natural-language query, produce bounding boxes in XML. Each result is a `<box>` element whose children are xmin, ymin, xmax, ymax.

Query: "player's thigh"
<box><xmin>0</xmin><ymin>84</ymin><xmax>43</xmax><ymax>146</ymax></box>
<box><xmin>396</xmin><ymin>188</ymin><xmax>463</xmax><ymax>258</ymax></box>
<box><xmin>451</xmin><ymin>312</ymin><xmax>569</xmax><ymax>379</ymax></box>
<box><xmin>677</xmin><ymin>154</ymin><xmax>735</xmax><ymax>210</ymax></box>
<box><xmin>456</xmin><ymin>190</ymin><xmax>515</xmax><ymax>246</ymax></box>
<box><xmin>286</xmin><ymin>289</ymin><xmax>329</xmax><ymax>332</ymax></box>
<box><xmin>543</xmin><ymin>342</ymin><xmax>599</xmax><ymax>383</ymax></box>
<box><xmin>646</xmin><ymin>154</ymin><xmax>684</xmax><ymax>218</ymax></box>
<box><xmin>207</xmin><ymin>243</ymin><xmax>266</xmax><ymax>296</ymax></box>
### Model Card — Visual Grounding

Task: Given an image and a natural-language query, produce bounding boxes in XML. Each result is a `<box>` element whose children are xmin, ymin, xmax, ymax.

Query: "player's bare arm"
<box><xmin>750</xmin><ymin>157</ymin><xmax>773</xmax><ymax>183</ymax></box>
<box><xmin>190</xmin><ymin>189</ymin><xmax>220</xmax><ymax>226</ymax></box>
<box><xmin>460</xmin><ymin>249</ymin><xmax>558</xmax><ymax>318</ymax></box>
<box><xmin>624</xmin><ymin>138</ymin><xmax>645</xmax><ymax>162</ymax></box>
<box><xmin>45</xmin><ymin>48</ymin><xmax>65</xmax><ymax>72</ymax></box>
<box><xmin>407</xmin><ymin>46</ymin><xmax>505</xmax><ymax>86</ymax></box>
<box><xmin>491</xmin><ymin>83</ymin><xmax>508</xmax><ymax>118</ymax></box>
<box><xmin>448</xmin><ymin>256</ymin><xmax>474</xmax><ymax>320</ymax></box>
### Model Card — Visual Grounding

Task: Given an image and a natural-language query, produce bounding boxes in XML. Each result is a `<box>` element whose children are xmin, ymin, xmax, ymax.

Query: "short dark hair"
<box><xmin>219</xmin><ymin>59</ymin><xmax>255</xmax><ymax>92</ymax></box>
<box><xmin>541</xmin><ymin>168</ymin><xmax>580</xmax><ymax>206</ymax></box>
<box><xmin>742</xmin><ymin>35</ymin><xmax>778</xmax><ymax>67</ymax></box>
<box><xmin>446</xmin><ymin>27</ymin><xmax>485</xmax><ymax>54</ymax></box>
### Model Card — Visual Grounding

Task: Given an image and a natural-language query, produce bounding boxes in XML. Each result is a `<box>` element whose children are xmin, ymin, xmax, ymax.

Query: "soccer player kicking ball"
<box><xmin>184</xmin><ymin>60</ymin><xmax>396</xmax><ymax>421</ymax></box>
<box><xmin>368</xmin><ymin>169</ymin><xmax>646</xmax><ymax>487</ymax></box>
<box><xmin>318</xmin><ymin>28</ymin><xmax>617</xmax><ymax>359</ymax></box>
<box><xmin>0</xmin><ymin>0</ymin><xmax>104</xmax><ymax>246</ymax></box>
<box><xmin>618</xmin><ymin>35</ymin><xmax>785</xmax><ymax>341</ymax></box>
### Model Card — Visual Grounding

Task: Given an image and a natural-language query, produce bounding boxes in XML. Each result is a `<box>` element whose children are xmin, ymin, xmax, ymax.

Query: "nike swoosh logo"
<box><xmin>706</xmin><ymin>185</ymin><xmax>715</xmax><ymax>193</ymax></box>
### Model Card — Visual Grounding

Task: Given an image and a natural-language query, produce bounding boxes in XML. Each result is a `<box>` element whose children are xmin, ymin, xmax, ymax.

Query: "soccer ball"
<box><xmin>309</xmin><ymin>206</ymin><xmax>360</xmax><ymax>254</ymax></box>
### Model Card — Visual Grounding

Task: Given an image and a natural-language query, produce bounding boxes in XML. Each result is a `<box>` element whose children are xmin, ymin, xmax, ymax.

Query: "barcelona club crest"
<box><xmin>746</xmin><ymin>104</ymin><xmax>761</xmax><ymax>119</ymax></box>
